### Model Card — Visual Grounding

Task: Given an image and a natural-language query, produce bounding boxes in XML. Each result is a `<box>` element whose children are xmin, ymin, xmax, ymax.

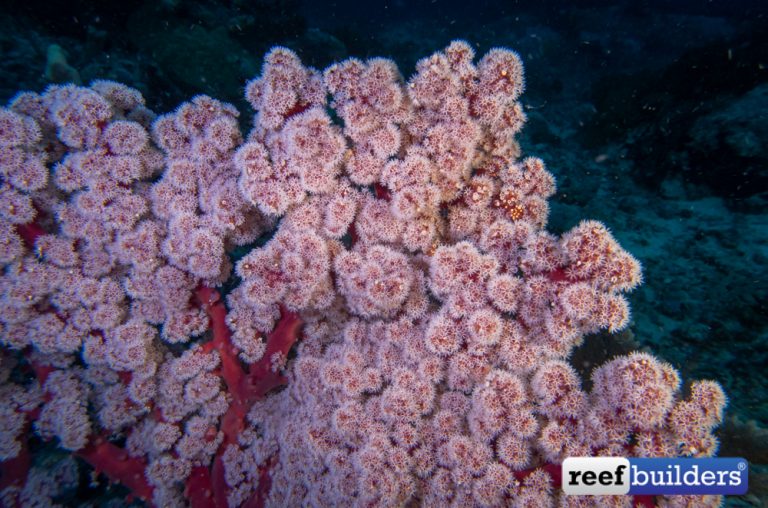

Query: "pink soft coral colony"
<box><xmin>0</xmin><ymin>41</ymin><xmax>727</xmax><ymax>507</ymax></box>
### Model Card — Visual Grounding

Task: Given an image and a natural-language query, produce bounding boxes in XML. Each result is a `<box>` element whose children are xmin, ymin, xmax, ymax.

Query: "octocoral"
<box><xmin>0</xmin><ymin>41</ymin><xmax>725</xmax><ymax>508</ymax></box>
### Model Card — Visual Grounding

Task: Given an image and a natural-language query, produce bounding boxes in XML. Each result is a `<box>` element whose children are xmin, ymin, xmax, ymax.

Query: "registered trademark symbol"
<box><xmin>738</xmin><ymin>462</ymin><xmax>747</xmax><ymax>471</ymax></box>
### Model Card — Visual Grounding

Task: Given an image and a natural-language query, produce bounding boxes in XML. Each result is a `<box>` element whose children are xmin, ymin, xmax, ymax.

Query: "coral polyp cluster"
<box><xmin>0</xmin><ymin>41</ymin><xmax>725</xmax><ymax>507</ymax></box>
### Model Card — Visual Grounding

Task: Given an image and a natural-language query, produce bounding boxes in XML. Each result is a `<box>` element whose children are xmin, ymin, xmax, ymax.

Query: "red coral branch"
<box><xmin>373</xmin><ymin>183</ymin><xmax>391</xmax><ymax>201</ymax></box>
<box><xmin>240</xmin><ymin>304</ymin><xmax>301</xmax><ymax>403</ymax></box>
<box><xmin>0</xmin><ymin>436</ymin><xmax>31</xmax><ymax>491</ymax></box>
<box><xmin>243</xmin><ymin>454</ymin><xmax>277</xmax><ymax>508</ymax></box>
<box><xmin>185</xmin><ymin>465</ymin><xmax>216</xmax><ymax>508</ymax></box>
<box><xmin>193</xmin><ymin>286</ymin><xmax>302</xmax><ymax>508</ymax></box>
<box><xmin>76</xmin><ymin>435</ymin><xmax>154</xmax><ymax>503</ymax></box>
<box><xmin>16</xmin><ymin>222</ymin><xmax>45</xmax><ymax>249</ymax></box>
<box><xmin>196</xmin><ymin>286</ymin><xmax>243</xmax><ymax>400</ymax></box>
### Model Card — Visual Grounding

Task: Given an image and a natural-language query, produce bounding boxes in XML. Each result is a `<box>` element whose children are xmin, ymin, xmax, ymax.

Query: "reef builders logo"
<box><xmin>562</xmin><ymin>457</ymin><xmax>748</xmax><ymax>496</ymax></box>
